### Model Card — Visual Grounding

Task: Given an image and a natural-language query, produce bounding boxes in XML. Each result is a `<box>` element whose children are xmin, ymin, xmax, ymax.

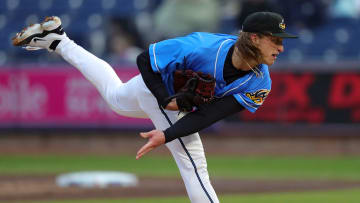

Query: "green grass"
<box><xmin>208</xmin><ymin>155</ymin><xmax>360</xmax><ymax>180</ymax></box>
<box><xmin>0</xmin><ymin>154</ymin><xmax>360</xmax><ymax>180</ymax></box>
<box><xmin>27</xmin><ymin>188</ymin><xmax>360</xmax><ymax>203</ymax></box>
<box><xmin>2</xmin><ymin>154</ymin><xmax>360</xmax><ymax>203</ymax></box>
<box><xmin>0</xmin><ymin>155</ymin><xmax>179</xmax><ymax>177</ymax></box>
<box><xmin>221</xmin><ymin>188</ymin><xmax>360</xmax><ymax>203</ymax></box>
<box><xmin>29</xmin><ymin>196</ymin><xmax>189</xmax><ymax>203</ymax></box>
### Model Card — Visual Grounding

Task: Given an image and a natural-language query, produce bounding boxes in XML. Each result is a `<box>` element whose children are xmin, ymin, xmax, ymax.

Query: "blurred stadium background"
<box><xmin>0</xmin><ymin>0</ymin><xmax>360</xmax><ymax>203</ymax></box>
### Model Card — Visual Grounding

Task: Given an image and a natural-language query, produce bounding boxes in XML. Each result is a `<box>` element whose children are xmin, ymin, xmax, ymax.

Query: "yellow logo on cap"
<box><xmin>279</xmin><ymin>20</ymin><xmax>286</xmax><ymax>30</ymax></box>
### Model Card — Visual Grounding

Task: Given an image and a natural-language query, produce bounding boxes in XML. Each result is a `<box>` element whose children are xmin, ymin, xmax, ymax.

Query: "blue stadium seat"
<box><xmin>2</xmin><ymin>0</ymin><xmax>360</xmax><ymax>64</ymax></box>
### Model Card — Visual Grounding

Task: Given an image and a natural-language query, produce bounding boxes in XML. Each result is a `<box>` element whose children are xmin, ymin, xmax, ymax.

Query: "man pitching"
<box><xmin>13</xmin><ymin>12</ymin><xmax>297</xmax><ymax>203</ymax></box>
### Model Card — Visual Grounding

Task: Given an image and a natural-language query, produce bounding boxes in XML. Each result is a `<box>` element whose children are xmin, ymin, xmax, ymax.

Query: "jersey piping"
<box><xmin>152</xmin><ymin>43</ymin><xmax>160</xmax><ymax>72</ymax></box>
<box><xmin>220</xmin><ymin>74</ymin><xmax>253</xmax><ymax>97</ymax></box>
<box><xmin>213</xmin><ymin>39</ymin><xmax>234</xmax><ymax>86</ymax></box>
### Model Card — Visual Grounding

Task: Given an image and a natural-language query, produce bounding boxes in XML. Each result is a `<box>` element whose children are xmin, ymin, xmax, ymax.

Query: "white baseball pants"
<box><xmin>55</xmin><ymin>38</ymin><xmax>219</xmax><ymax>203</ymax></box>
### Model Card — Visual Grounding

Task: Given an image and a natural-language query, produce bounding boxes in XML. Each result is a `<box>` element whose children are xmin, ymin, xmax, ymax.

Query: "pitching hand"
<box><xmin>136</xmin><ymin>130</ymin><xmax>165</xmax><ymax>160</ymax></box>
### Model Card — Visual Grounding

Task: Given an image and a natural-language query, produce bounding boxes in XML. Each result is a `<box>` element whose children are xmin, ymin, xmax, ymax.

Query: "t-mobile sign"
<box><xmin>0</xmin><ymin>66</ymin><xmax>152</xmax><ymax>128</ymax></box>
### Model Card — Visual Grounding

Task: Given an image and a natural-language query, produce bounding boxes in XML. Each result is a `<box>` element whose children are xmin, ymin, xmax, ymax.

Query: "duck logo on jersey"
<box><xmin>245</xmin><ymin>89</ymin><xmax>270</xmax><ymax>105</ymax></box>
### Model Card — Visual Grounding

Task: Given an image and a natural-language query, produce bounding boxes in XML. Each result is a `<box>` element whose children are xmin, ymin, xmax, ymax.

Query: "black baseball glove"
<box><xmin>165</xmin><ymin>70</ymin><xmax>216</xmax><ymax>112</ymax></box>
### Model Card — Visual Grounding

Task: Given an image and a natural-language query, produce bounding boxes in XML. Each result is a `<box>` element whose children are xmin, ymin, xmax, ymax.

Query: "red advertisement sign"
<box><xmin>0</xmin><ymin>66</ymin><xmax>152</xmax><ymax>128</ymax></box>
<box><xmin>1</xmin><ymin>67</ymin><xmax>359</xmax><ymax>127</ymax></box>
<box><xmin>235</xmin><ymin>72</ymin><xmax>360</xmax><ymax>123</ymax></box>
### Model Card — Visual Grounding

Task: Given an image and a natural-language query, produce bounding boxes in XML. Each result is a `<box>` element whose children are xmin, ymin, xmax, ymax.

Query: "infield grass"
<box><xmin>27</xmin><ymin>188</ymin><xmax>360</xmax><ymax>203</ymax></box>
<box><xmin>0</xmin><ymin>154</ymin><xmax>359</xmax><ymax>180</ymax></box>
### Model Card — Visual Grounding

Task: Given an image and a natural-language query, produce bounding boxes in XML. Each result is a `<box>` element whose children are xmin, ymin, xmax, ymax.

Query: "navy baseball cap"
<box><xmin>242</xmin><ymin>12</ymin><xmax>297</xmax><ymax>38</ymax></box>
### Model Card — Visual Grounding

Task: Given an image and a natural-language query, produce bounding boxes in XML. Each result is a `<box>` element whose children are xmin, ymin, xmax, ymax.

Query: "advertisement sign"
<box><xmin>0</xmin><ymin>67</ymin><xmax>359</xmax><ymax>128</ymax></box>
<box><xmin>0</xmin><ymin>67</ymin><xmax>152</xmax><ymax>128</ymax></box>
<box><xmin>233</xmin><ymin>72</ymin><xmax>360</xmax><ymax>123</ymax></box>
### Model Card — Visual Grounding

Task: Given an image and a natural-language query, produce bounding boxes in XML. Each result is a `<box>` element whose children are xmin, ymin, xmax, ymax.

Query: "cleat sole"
<box><xmin>12</xmin><ymin>16</ymin><xmax>62</xmax><ymax>46</ymax></box>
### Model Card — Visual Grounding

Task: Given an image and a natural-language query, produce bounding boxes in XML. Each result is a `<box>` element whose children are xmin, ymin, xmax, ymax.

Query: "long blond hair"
<box><xmin>234</xmin><ymin>31</ymin><xmax>265</xmax><ymax>64</ymax></box>
<box><xmin>234</xmin><ymin>31</ymin><xmax>265</xmax><ymax>77</ymax></box>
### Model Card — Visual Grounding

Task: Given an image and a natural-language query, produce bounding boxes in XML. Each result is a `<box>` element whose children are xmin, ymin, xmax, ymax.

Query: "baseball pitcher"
<box><xmin>13</xmin><ymin>12</ymin><xmax>297</xmax><ymax>203</ymax></box>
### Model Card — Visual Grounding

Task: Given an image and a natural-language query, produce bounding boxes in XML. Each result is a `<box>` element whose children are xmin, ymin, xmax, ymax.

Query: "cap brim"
<box><xmin>272</xmin><ymin>32</ymin><xmax>298</xmax><ymax>38</ymax></box>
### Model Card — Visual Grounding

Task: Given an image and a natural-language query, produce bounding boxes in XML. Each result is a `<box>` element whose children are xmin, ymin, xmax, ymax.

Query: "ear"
<box><xmin>250</xmin><ymin>33</ymin><xmax>259</xmax><ymax>44</ymax></box>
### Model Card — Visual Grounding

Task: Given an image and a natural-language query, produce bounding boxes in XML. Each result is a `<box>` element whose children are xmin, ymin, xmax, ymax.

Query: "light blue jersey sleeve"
<box><xmin>233</xmin><ymin>67</ymin><xmax>272</xmax><ymax>113</ymax></box>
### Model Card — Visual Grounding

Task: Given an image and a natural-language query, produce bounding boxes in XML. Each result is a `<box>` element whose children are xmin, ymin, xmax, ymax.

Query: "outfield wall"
<box><xmin>229</xmin><ymin>71</ymin><xmax>360</xmax><ymax>124</ymax></box>
<box><xmin>0</xmin><ymin>66</ymin><xmax>151</xmax><ymax>129</ymax></box>
<box><xmin>0</xmin><ymin>66</ymin><xmax>359</xmax><ymax>129</ymax></box>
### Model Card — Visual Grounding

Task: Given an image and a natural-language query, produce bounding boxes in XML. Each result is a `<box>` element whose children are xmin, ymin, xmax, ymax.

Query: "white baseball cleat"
<box><xmin>12</xmin><ymin>16</ymin><xmax>67</xmax><ymax>51</ymax></box>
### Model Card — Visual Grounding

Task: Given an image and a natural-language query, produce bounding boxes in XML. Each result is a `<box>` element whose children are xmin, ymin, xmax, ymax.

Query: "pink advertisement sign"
<box><xmin>0</xmin><ymin>66</ymin><xmax>152</xmax><ymax>128</ymax></box>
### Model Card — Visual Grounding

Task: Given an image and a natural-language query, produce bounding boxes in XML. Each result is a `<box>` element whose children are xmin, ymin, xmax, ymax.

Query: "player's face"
<box><xmin>255</xmin><ymin>35</ymin><xmax>284</xmax><ymax>66</ymax></box>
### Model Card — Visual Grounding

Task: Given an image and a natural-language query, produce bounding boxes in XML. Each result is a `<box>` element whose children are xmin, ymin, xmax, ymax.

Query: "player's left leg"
<box><xmin>166</xmin><ymin>132</ymin><xmax>219</xmax><ymax>203</ymax></box>
<box><xmin>136</xmin><ymin>82</ymin><xmax>219</xmax><ymax>203</ymax></box>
